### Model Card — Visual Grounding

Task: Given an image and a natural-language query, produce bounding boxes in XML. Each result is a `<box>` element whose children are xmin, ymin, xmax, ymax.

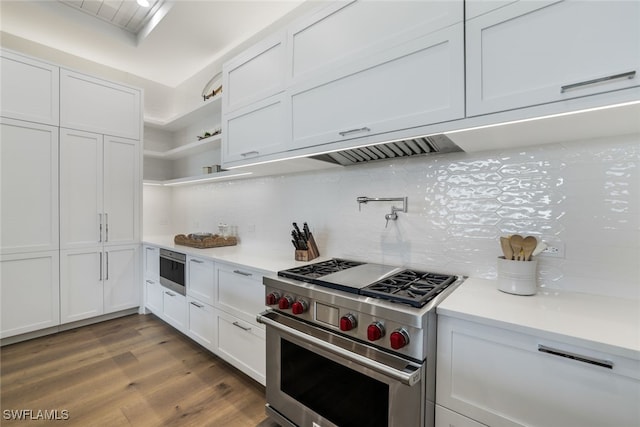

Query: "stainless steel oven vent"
<box><xmin>310</xmin><ymin>134</ymin><xmax>463</xmax><ymax>166</ymax></box>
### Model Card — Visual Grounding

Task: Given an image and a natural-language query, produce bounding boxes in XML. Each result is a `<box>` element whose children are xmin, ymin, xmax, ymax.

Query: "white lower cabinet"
<box><xmin>216</xmin><ymin>310</ymin><xmax>266</xmax><ymax>385</ymax></box>
<box><xmin>436</xmin><ymin>316</ymin><xmax>640</xmax><ymax>427</ymax></box>
<box><xmin>0</xmin><ymin>251</ymin><xmax>60</xmax><ymax>338</ymax></box>
<box><xmin>145</xmin><ymin>278</ymin><xmax>163</xmax><ymax>314</ymax></box>
<box><xmin>60</xmin><ymin>244</ymin><xmax>140</xmax><ymax>324</ymax></box>
<box><xmin>436</xmin><ymin>405</ymin><xmax>487</xmax><ymax>427</ymax></box>
<box><xmin>187</xmin><ymin>255</ymin><xmax>215</xmax><ymax>306</ymax></box>
<box><xmin>187</xmin><ymin>296</ymin><xmax>216</xmax><ymax>351</ymax></box>
<box><xmin>162</xmin><ymin>288</ymin><xmax>187</xmax><ymax>332</ymax></box>
<box><xmin>216</xmin><ymin>262</ymin><xmax>266</xmax><ymax>324</ymax></box>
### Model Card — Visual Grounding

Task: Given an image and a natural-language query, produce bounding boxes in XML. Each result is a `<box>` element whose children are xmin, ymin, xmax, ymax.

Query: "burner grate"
<box><xmin>361</xmin><ymin>270</ymin><xmax>456</xmax><ymax>307</ymax></box>
<box><xmin>278</xmin><ymin>258</ymin><xmax>364</xmax><ymax>283</ymax></box>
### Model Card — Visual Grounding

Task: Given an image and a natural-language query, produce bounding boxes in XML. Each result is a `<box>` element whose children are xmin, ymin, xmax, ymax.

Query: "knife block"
<box><xmin>295</xmin><ymin>234</ymin><xmax>320</xmax><ymax>262</ymax></box>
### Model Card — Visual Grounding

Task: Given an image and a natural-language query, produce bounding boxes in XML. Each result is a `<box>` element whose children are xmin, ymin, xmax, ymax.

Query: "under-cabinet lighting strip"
<box><xmin>144</xmin><ymin>172</ymin><xmax>252</xmax><ymax>186</ymax></box>
<box><xmin>225</xmin><ymin>100</ymin><xmax>640</xmax><ymax>169</ymax></box>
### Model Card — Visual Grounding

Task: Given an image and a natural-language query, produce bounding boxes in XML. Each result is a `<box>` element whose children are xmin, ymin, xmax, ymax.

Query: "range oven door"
<box><xmin>258</xmin><ymin>310</ymin><xmax>425</xmax><ymax>427</ymax></box>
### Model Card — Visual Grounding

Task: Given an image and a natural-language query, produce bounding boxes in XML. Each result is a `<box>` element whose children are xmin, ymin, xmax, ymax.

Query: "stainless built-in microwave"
<box><xmin>159</xmin><ymin>249</ymin><xmax>186</xmax><ymax>295</ymax></box>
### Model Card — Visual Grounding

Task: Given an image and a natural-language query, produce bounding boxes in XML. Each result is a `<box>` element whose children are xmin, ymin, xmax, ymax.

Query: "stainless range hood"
<box><xmin>310</xmin><ymin>134</ymin><xmax>463</xmax><ymax>166</ymax></box>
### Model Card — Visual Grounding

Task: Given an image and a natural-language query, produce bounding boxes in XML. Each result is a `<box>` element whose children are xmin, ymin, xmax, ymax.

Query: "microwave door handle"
<box><xmin>257</xmin><ymin>311</ymin><xmax>422</xmax><ymax>386</ymax></box>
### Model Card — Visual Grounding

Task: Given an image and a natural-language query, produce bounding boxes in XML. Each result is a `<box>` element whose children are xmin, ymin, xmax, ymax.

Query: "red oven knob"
<box><xmin>291</xmin><ymin>300</ymin><xmax>308</xmax><ymax>315</ymax></box>
<box><xmin>390</xmin><ymin>328</ymin><xmax>410</xmax><ymax>350</ymax></box>
<box><xmin>265</xmin><ymin>292</ymin><xmax>281</xmax><ymax>306</ymax></box>
<box><xmin>367</xmin><ymin>322</ymin><xmax>385</xmax><ymax>341</ymax></box>
<box><xmin>339</xmin><ymin>314</ymin><xmax>357</xmax><ymax>331</ymax></box>
<box><xmin>278</xmin><ymin>295</ymin><xmax>294</xmax><ymax>310</ymax></box>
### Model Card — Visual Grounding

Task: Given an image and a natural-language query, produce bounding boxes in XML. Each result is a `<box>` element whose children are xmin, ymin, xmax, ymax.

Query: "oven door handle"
<box><xmin>257</xmin><ymin>311</ymin><xmax>422</xmax><ymax>386</ymax></box>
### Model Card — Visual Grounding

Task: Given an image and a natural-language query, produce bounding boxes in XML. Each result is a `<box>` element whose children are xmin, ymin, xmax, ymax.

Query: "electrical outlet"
<box><xmin>539</xmin><ymin>241</ymin><xmax>565</xmax><ymax>258</ymax></box>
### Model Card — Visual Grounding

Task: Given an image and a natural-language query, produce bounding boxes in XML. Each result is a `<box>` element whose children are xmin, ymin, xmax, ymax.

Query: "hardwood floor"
<box><xmin>0</xmin><ymin>314</ymin><xmax>274</xmax><ymax>426</ymax></box>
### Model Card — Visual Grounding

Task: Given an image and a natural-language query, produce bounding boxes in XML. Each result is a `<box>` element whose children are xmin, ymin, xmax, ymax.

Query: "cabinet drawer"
<box><xmin>216</xmin><ymin>310</ymin><xmax>265</xmax><ymax>385</ymax></box>
<box><xmin>466</xmin><ymin>0</ymin><xmax>640</xmax><ymax>116</ymax></box>
<box><xmin>436</xmin><ymin>405</ymin><xmax>487</xmax><ymax>427</ymax></box>
<box><xmin>0</xmin><ymin>50</ymin><xmax>59</xmax><ymax>126</ymax></box>
<box><xmin>60</xmin><ymin>69</ymin><xmax>141</xmax><ymax>139</ymax></box>
<box><xmin>215</xmin><ymin>263</ymin><xmax>266</xmax><ymax>324</ymax></box>
<box><xmin>437</xmin><ymin>317</ymin><xmax>640</xmax><ymax>427</ymax></box>
<box><xmin>187</xmin><ymin>297</ymin><xmax>216</xmax><ymax>351</ymax></box>
<box><xmin>162</xmin><ymin>288</ymin><xmax>187</xmax><ymax>332</ymax></box>
<box><xmin>288</xmin><ymin>0</ymin><xmax>462</xmax><ymax>82</ymax></box>
<box><xmin>187</xmin><ymin>255</ymin><xmax>215</xmax><ymax>306</ymax></box>
<box><xmin>289</xmin><ymin>24</ymin><xmax>464</xmax><ymax>150</ymax></box>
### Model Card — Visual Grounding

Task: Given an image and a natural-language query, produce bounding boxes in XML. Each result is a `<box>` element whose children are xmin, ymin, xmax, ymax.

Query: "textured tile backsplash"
<box><xmin>144</xmin><ymin>133</ymin><xmax>640</xmax><ymax>300</ymax></box>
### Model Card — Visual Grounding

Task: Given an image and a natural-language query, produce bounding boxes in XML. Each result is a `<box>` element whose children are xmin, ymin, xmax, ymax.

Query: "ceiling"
<box><xmin>0</xmin><ymin>0</ymin><xmax>305</xmax><ymax>88</ymax></box>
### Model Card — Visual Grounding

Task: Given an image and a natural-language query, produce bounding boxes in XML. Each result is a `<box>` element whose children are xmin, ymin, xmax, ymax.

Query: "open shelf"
<box><xmin>144</xmin><ymin>93</ymin><xmax>222</xmax><ymax>131</ymax></box>
<box><xmin>143</xmin><ymin>170</ymin><xmax>254</xmax><ymax>187</ymax></box>
<box><xmin>143</xmin><ymin>133</ymin><xmax>221</xmax><ymax>160</ymax></box>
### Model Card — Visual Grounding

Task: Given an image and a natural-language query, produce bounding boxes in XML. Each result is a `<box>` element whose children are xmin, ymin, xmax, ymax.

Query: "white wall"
<box><xmin>144</xmin><ymin>133</ymin><xmax>640</xmax><ymax>300</ymax></box>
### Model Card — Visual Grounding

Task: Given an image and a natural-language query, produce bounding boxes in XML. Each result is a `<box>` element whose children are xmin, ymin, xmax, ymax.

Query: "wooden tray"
<box><xmin>174</xmin><ymin>234</ymin><xmax>237</xmax><ymax>249</ymax></box>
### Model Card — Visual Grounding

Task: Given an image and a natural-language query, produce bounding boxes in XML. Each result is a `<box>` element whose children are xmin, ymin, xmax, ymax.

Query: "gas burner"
<box><xmin>278</xmin><ymin>258</ymin><xmax>364</xmax><ymax>283</ymax></box>
<box><xmin>361</xmin><ymin>270</ymin><xmax>456</xmax><ymax>308</ymax></box>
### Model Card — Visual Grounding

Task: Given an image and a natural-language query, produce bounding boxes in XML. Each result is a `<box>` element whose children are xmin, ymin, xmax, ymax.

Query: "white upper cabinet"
<box><xmin>60</xmin><ymin>69</ymin><xmax>141</xmax><ymax>139</ymax></box>
<box><xmin>289</xmin><ymin>24</ymin><xmax>464</xmax><ymax>150</ymax></box>
<box><xmin>287</xmin><ymin>0</ymin><xmax>462</xmax><ymax>83</ymax></box>
<box><xmin>0</xmin><ymin>119</ymin><xmax>59</xmax><ymax>255</ymax></box>
<box><xmin>222</xmin><ymin>31</ymin><xmax>286</xmax><ymax>114</ymax></box>
<box><xmin>0</xmin><ymin>50</ymin><xmax>59</xmax><ymax>126</ymax></box>
<box><xmin>466</xmin><ymin>0</ymin><xmax>640</xmax><ymax>116</ymax></box>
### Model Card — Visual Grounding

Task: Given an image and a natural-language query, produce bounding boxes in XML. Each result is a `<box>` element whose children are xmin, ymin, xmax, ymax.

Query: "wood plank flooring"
<box><xmin>0</xmin><ymin>314</ymin><xmax>274</xmax><ymax>426</ymax></box>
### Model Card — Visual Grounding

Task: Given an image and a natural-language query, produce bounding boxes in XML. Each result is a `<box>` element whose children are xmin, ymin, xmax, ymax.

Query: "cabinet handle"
<box><xmin>190</xmin><ymin>301</ymin><xmax>204</xmax><ymax>308</ymax></box>
<box><xmin>560</xmin><ymin>70</ymin><xmax>636</xmax><ymax>93</ymax></box>
<box><xmin>190</xmin><ymin>259</ymin><xmax>204</xmax><ymax>264</ymax></box>
<box><xmin>146</xmin><ymin>247</ymin><xmax>155</xmax><ymax>251</ymax></box>
<box><xmin>338</xmin><ymin>127</ymin><xmax>371</xmax><ymax>137</ymax></box>
<box><xmin>232</xmin><ymin>321</ymin><xmax>252</xmax><ymax>332</ymax></box>
<box><xmin>241</xmin><ymin>150</ymin><xmax>260</xmax><ymax>157</ymax></box>
<box><xmin>105</xmin><ymin>251</ymin><xmax>109</xmax><ymax>280</ymax></box>
<box><xmin>165</xmin><ymin>291</ymin><xmax>176</xmax><ymax>297</ymax></box>
<box><xmin>145</xmin><ymin>279</ymin><xmax>154</xmax><ymax>284</ymax></box>
<box><xmin>233</xmin><ymin>269</ymin><xmax>252</xmax><ymax>277</ymax></box>
<box><xmin>538</xmin><ymin>344</ymin><xmax>613</xmax><ymax>369</ymax></box>
<box><xmin>105</xmin><ymin>213</ymin><xmax>109</xmax><ymax>242</ymax></box>
<box><xmin>98</xmin><ymin>213</ymin><xmax>103</xmax><ymax>243</ymax></box>
<box><xmin>99</xmin><ymin>252</ymin><xmax>103</xmax><ymax>280</ymax></box>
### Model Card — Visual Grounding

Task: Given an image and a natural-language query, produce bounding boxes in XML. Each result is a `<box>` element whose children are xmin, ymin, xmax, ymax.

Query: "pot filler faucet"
<box><xmin>357</xmin><ymin>196</ymin><xmax>408</xmax><ymax>227</ymax></box>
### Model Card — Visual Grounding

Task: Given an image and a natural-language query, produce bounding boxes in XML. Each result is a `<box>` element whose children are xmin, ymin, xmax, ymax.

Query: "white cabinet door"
<box><xmin>143</xmin><ymin>245</ymin><xmax>160</xmax><ymax>282</ymax></box>
<box><xmin>103</xmin><ymin>245</ymin><xmax>139</xmax><ymax>313</ymax></box>
<box><xmin>187</xmin><ymin>297</ymin><xmax>217</xmax><ymax>351</ymax></box>
<box><xmin>437</xmin><ymin>316</ymin><xmax>640</xmax><ymax>427</ymax></box>
<box><xmin>187</xmin><ymin>255</ymin><xmax>215</xmax><ymax>306</ymax></box>
<box><xmin>60</xmin><ymin>69</ymin><xmax>141</xmax><ymax>139</ymax></box>
<box><xmin>0</xmin><ymin>50</ymin><xmax>59</xmax><ymax>126</ymax></box>
<box><xmin>215</xmin><ymin>263</ymin><xmax>266</xmax><ymax>324</ymax></box>
<box><xmin>222</xmin><ymin>31</ymin><xmax>286</xmax><ymax>114</ymax></box>
<box><xmin>60</xmin><ymin>248</ymin><xmax>104</xmax><ymax>324</ymax></box>
<box><xmin>0</xmin><ymin>251</ymin><xmax>60</xmax><ymax>338</ymax></box>
<box><xmin>145</xmin><ymin>278</ymin><xmax>163</xmax><ymax>315</ymax></box>
<box><xmin>216</xmin><ymin>310</ymin><xmax>266</xmax><ymax>385</ymax></box>
<box><xmin>222</xmin><ymin>93</ymin><xmax>288</xmax><ymax>165</ymax></box>
<box><xmin>103</xmin><ymin>136</ymin><xmax>139</xmax><ymax>246</ymax></box>
<box><xmin>0</xmin><ymin>119</ymin><xmax>59</xmax><ymax>254</ymax></box>
<box><xmin>288</xmin><ymin>0</ymin><xmax>462</xmax><ymax>83</ymax></box>
<box><xmin>59</xmin><ymin>128</ymin><xmax>103</xmax><ymax>250</ymax></box>
<box><xmin>162</xmin><ymin>288</ymin><xmax>187</xmax><ymax>332</ymax></box>
<box><xmin>466</xmin><ymin>0</ymin><xmax>640</xmax><ymax>116</ymax></box>
<box><xmin>289</xmin><ymin>24</ymin><xmax>465</xmax><ymax>150</ymax></box>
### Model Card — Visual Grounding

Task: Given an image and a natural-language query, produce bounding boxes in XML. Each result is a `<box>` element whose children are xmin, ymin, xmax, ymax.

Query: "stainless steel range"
<box><xmin>257</xmin><ymin>258</ymin><xmax>464</xmax><ymax>427</ymax></box>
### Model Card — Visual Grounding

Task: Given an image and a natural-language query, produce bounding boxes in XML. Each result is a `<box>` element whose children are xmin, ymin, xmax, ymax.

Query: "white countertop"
<box><xmin>438</xmin><ymin>278</ymin><xmax>640</xmax><ymax>359</ymax></box>
<box><xmin>143</xmin><ymin>236</ymin><xmax>323</xmax><ymax>275</ymax></box>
